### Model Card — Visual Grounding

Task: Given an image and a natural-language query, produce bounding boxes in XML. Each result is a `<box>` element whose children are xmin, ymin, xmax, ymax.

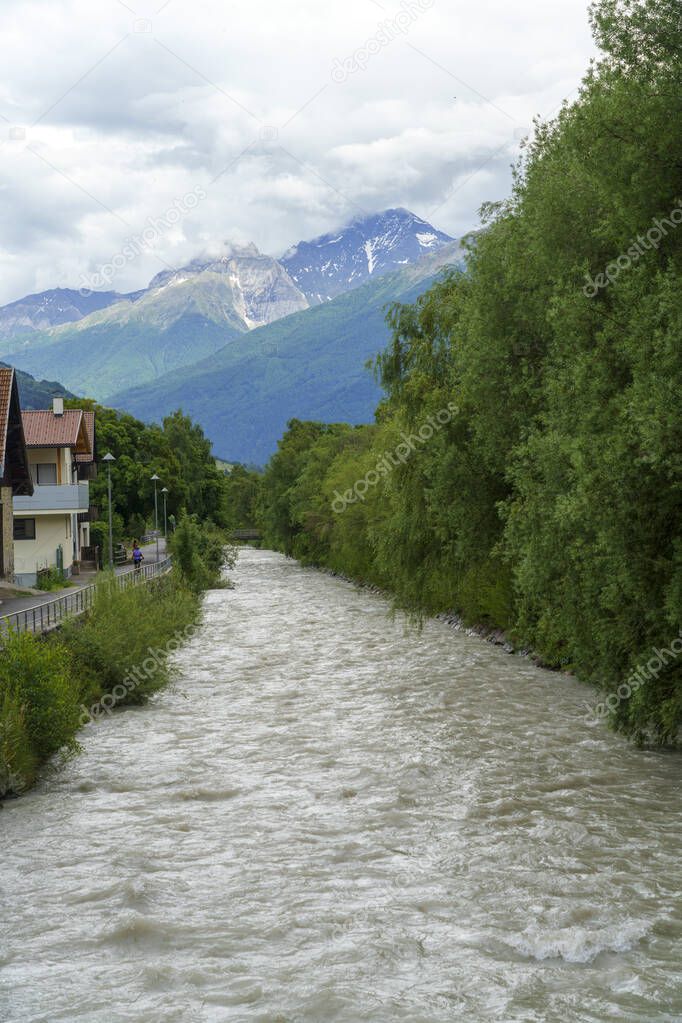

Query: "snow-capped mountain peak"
<box><xmin>281</xmin><ymin>208</ymin><xmax>454</xmax><ymax>303</ymax></box>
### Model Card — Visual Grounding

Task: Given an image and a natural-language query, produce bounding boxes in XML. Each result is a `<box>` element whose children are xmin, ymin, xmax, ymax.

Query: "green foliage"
<box><xmin>221</xmin><ymin>464</ymin><xmax>262</xmax><ymax>531</ymax></box>
<box><xmin>0</xmin><ymin>631</ymin><xmax>81</xmax><ymax>794</ymax></box>
<box><xmin>127</xmin><ymin>513</ymin><xmax>148</xmax><ymax>541</ymax></box>
<box><xmin>65</xmin><ymin>399</ymin><xmax>229</xmax><ymax>537</ymax></box>
<box><xmin>61</xmin><ymin>573</ymin><xmax>200</xmax><ymax>707</ymax></box>
<box><xmin>259</xmin><ymin>419</ymin><xmax>329</xmax><ymax>555</ymax></box>
<box><xmin>169</xmin><ymin>515</ymin><xmax>235</xmax><ymax>591</ymax></box>
<box><xmin>258</xmin><ymin>0</ymin><xmax>682</xmax><ymax>744</ymax></box>
<box><xmin>0</xmin><ymin>691</ymin><xmax>35</xmax><ymax>797</ymax></box>
<box><xmin>36</xmin><ymin>566</ymin><xmax>70</xmax><ymax>591</ymax></box>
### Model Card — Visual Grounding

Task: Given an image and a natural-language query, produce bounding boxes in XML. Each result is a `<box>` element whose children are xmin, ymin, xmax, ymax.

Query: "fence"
<box><xmin>139</xmin><ymin>531</ymin><xmax>161</xmax><ymax>545</ymax></box>
<box><xmin>0</xmin><ymin>557</ymin><xmax>172</xmax><ymax>638</ymax></box>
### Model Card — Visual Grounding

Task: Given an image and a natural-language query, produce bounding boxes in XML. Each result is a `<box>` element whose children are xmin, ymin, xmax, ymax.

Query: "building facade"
<box><xmin>13</xmin><ymin>399</ymin><xmax>95</xmax><ymax>587</ymax></box>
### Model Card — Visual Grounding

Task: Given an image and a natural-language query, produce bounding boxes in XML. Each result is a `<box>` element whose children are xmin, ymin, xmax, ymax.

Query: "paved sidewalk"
<box><xmin>0</xmin><ymin>539</ymin><xmax>166</xmax><ymax>620</ymax></box>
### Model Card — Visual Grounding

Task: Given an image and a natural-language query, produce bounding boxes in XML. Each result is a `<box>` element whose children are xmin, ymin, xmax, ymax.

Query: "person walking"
<box><xmin>132</xmin><ymin>541</ymin><xmax>144</xmax><ymax>573</ymax></box>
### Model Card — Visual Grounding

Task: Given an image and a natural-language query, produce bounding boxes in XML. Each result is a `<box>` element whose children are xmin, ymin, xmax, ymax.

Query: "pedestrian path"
<box><xmin>0</xmin><ymin>539</ymin><xmax>168</xmax><ymax>632</ymax></box>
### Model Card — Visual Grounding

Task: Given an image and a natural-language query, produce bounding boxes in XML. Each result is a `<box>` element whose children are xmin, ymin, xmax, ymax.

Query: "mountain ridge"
<box><xmin>281</xmin><ymin>207</ymin><xmax>454</xmax><ymax>303</ymax></box>
<box><xmin>0</xmin><ymin>361</ymin><xmax>75</xmax><ymax>409</ymax></box>
<box><xmin>0</xmin><ymin>244</ymin><xmax>309</xmax><ymax>398</ymax></box>
<box><xmin>0</xmin><ymin>287</ymin><xmax>131</xmax><ymax>342</ymax></box>
<box><xmin>107</xmin><ymin>239</ymin><xmax>465</xmax><ymax>463</ymax></box>
<box><xmin>0</xmin><ymin>208</ymin><xmax>454</xmax><ymax>347</ymax></box>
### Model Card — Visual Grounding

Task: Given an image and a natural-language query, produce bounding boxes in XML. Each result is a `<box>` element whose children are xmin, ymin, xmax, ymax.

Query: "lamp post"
<box><xmin>102</xmin><ymin>452</ymin><xmax>116</xmax><ymax>570</ymax></box>
<box><xmin>151</xmin><ymin>474</ymin><xmax>160</xmax><ymax>563</ymax></box>
<box><xmin>161</xmin><ymin>487</ymin><xmax>169</xmax><ymax>546</ymax></box>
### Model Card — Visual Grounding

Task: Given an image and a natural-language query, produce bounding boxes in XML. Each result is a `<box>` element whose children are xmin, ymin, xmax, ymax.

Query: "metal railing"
<box><xmin>232</xmin><ymin>528</ymin><xmax>262</xmax><ymax>541</ymax></box>
<box><xmin>0</xmin><ymin>557</ymin><xmax>172</xmax><ymax>637</ymax></box>
<box><xmin>139</xmin><ymin>530</ymin><xmax>161</xmax><ymax>544</ymax></box>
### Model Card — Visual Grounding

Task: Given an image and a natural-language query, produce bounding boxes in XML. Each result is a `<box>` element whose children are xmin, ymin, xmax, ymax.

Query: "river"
<box><xmin>1</xmin><ymin>547</ymin><xmax>681</xmax><ymax>1022</ymax></box>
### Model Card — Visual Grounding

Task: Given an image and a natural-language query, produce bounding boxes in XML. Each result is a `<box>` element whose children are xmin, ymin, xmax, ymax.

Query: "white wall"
<box><xmin>14</xmin><ymin>513</ymin><xmax>74</xmax><ymax>586</ymax></box>
<box><xmin>26</xmin><ymin>447</ymin><xmax>74</xmax><ymax>485</ymax></box>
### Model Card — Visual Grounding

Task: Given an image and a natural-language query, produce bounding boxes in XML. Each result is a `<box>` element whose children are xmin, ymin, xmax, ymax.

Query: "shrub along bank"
<box><xmin>0</xmin><ymin>519</ymin><xmax>232</xmax><ymax>800</ymax></box>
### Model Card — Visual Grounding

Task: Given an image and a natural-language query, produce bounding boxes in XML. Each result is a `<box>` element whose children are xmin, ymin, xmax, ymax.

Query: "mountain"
<box><xmin>1</xmin><ymin>244</ymin><xmax>308</xmax><ymax>399</ymax></box>
<box><xmin>280</xmin><ymin>208</ymin><xmax>454</xmax><ymax>303</ymax></box>
<box><xmin>0</xmin><ymin>209</ymin><xmax>456</xmax><ymax>414</ymax></box>
<box><xmin>108</xmin><ymin>240</ymin><xmax>464</xmax><ymax>464</ymax></box>
<box><xmin>146</xmin><ymin>244</ymin><xmax>308</xmax><ymax>327</ymax></box>
<box><xmin>0</xmin><ymin>362</ymin><xmax>75</xmax><ymax>409</ymax></box>
<box><xmin>0</xmin><ymin>287</ymin><xmax>128</xmax><ymax>343</ymax></box>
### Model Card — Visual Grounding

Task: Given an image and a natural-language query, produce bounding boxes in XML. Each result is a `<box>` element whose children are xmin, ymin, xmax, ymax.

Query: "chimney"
<box><xmin>53</xmin><ymin>397</ymin><xmax>64</xmax><ymax>417</ymax></box>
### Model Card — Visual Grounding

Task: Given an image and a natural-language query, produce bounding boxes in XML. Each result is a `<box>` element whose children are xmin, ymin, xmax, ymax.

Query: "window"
<box><xmin>36</xmin><ymin>463</ymin><xmax>58</xmax><ymax>485</ymax></box>
<box><xmin>14</xmin><ymin>518</ymin><xmax>36</xmax><ymax>540</ymax></box>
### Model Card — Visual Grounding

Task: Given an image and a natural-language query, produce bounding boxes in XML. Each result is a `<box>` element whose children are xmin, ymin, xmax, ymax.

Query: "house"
<box><xmin>0</xmin><ymin>367</ymin><xmax>33</xmax><ymax>581</ymax></box>
<box><xmin>13</xmin><ymin>398</ymin><xmax>95</xmax><ymax>587</ymax></box>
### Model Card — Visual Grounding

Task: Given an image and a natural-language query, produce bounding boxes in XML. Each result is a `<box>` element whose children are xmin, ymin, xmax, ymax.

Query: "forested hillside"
<box><xmin>255</xmin><ymin>0</ymin><xmax>682</xmax><ymax>745</ymax></box>
<box><xmin>109</xmin><ymin>244</ymin><xmax>463</xmax><ymax>463</ymax></box>
<box><xmin>0</xmin><ymin>362</ymin><xmax>74</xmax><ymax>408</ymax></box>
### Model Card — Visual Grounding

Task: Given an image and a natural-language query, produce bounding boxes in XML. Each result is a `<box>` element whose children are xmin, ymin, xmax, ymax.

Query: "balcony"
<box><xmin>14</xmin><ymin>482</ymin><xmax>90</xmax><ymax>515</ymax></box>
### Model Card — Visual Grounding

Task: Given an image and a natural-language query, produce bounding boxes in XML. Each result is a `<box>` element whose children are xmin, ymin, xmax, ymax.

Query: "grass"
<box><xmin>0</xmin><ymin>631</ymin><xmax>81</xmax><ymax>796</ymax></box>
<box><xmin>36</xmin><ymin>567</ymin><xmax>74</xmax><ymax>592</ymax></box>
<box><xmin>0</xmin><ymin>569</ymin><xmax>200</xmax><ymax>799</ymax></box>
<box><xmin>0</xmin><ymin>519</ymin><xmax>234</xmax><ymax>799</ymax></box>
<box><xmin>62</xmin><ymin>572</ymin><xmax>201</xmax><ymax>709</ymax></box>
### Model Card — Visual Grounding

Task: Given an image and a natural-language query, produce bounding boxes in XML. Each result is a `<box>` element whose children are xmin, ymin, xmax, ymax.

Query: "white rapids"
<box><xmin>1</xmin><ymin>547</ymin><xmax>681</xmax><ymax>1022</ymax></box>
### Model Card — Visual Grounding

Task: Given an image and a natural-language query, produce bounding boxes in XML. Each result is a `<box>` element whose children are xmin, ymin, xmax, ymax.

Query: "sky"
<box><xmin>0</xmin><ymin>0</ymin><xmax>596</xmax><ymax>304</ymax></box>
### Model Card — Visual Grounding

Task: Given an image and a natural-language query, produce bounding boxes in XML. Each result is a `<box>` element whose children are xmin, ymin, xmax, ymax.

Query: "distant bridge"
<box><xmin>232</xmin><ymin>529</ymin><xmax>262</xmax><ymax>541</ymax></box>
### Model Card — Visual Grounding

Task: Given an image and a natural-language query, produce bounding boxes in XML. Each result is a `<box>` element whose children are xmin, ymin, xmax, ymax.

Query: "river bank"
<box><xmin>0</xmin><ymin>569</ymin><xmax>201</xmax><ymax>801</ymax></box>
<box><xmin>0</xmin><ymin>521</ymin><xmax>235</xmax><ymax>801</ymax></box>
<box><xmin>2</xmin><ymin>546</ymin><xmax>681</xmax><ymax>1022</ymax></box>
<box><xmin>317</xmin><ymin>562</ymin><xmax>596</xmax><ymax>727</ymax></box>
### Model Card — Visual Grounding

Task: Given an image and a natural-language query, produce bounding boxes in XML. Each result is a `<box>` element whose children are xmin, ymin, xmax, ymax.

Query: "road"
<box><xmin>0</xmin><ymin>538</ymin><xmax>166</xmax><ymax>620</ymax></box>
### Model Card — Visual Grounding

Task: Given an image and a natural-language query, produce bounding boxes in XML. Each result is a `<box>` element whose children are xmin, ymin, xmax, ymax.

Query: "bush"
<box><xmin>126</xmin><ymin>513</ymin><xmax>148</xmax><ymax>541</ymax></box>
<box><xmin>0</xmin><ymin>691</ymin><xmax>35</xmax><ymax>797</ymax></box>
<box><xmin>36</xmin><ymin>566</ymin><xmax>70</xmax><ymax>591</ymax></box>
<box><xmin>62</xmin><ymin>573</ymin><xmax>200</xmax><ymax>707</ymax></box>
<box><xmin>90</xmin><ymin>513</ymin><xmax>125</xmax><ymax>554</ymax></box>
<box><xmin>1</xmin><ymin>524</ymin><xmax>215</xmax><ymax>800</ymax></box>
<box><xmin>169</xmin><ymin>515</ymin><xmax>235</xmax><ymax>592</ymax></box>
<box><xmin>0</xmin><ymin>631</ymin><xmax>81</xmax><ymax>795</ymax></box>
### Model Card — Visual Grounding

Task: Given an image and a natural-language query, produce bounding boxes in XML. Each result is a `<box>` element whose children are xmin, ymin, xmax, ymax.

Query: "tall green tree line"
<box><xmin>65</xmin><ymin>400</ymin><xmax>230</xmax><ymax>538</ymax></box>
<box><xmin>257</xmin><ymin>0</ymin><xmax>682</xmax><ymax>745</ymax></box>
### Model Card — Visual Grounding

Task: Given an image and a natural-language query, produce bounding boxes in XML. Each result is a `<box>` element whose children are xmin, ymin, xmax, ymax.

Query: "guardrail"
<box><xmin>139</xmin><ymin>531</ymin><xmax>161</xmax><ymax>544</ymax></box>
<box><xmin>0</xmin><ymin>557</ymin><xmax>172</xmax><ymax>637</ymax></box>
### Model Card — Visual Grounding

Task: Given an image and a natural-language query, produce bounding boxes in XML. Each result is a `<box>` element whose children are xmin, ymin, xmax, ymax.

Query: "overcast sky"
<box><xmin>0</xmin><ymin>0</ymin><xmax>596</xmax><ymax>304</ymax></box>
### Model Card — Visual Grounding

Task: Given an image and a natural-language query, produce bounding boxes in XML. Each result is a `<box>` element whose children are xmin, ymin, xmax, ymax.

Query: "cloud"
<box><xmin>0</xmin><ymin>0</ymin><xmax>596</xmax><ymax>303</ymax></box>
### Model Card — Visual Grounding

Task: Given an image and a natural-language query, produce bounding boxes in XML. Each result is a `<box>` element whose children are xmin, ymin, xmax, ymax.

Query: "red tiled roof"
<box><xmin>22</xmin><ymin>409</ymin><xmax>90</xmax><ymax>454</ymax></box>
<box><xmin>75</xmin><ymin>411</ymin><xmax>95</xmax><ymax>463</ymax></box>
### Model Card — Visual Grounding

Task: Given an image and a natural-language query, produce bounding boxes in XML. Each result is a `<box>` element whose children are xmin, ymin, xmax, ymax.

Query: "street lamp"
<box><xmin>161</xmin><ymin>487</ymin><xmax>169</xmax><ymax>545</ymax></box>
<box><xmin>150</xmin><ymin>474</ymin><xmax>160</xmax><ymax>563</ymax></box>
<box><xmin>102</xmin><ymin>452</ymin><xmax>116</xmax><ymax>570</ymax></box>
